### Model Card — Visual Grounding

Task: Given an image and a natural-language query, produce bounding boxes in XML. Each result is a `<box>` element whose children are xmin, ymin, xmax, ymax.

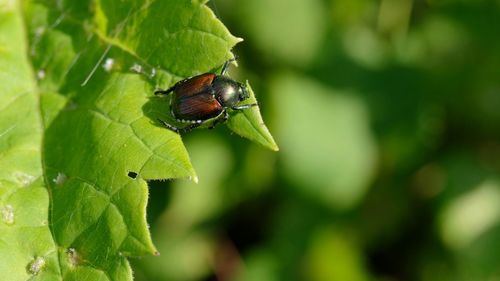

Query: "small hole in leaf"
<box><xmin>128</xmin><ymin>171</ymin><xmax>138</xmax><ymax>179</ymax></box>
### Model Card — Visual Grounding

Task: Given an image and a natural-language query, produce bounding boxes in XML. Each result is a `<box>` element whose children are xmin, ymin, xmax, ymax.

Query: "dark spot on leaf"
<box><xmin>128</xmin><ymin>171</ymin><xmax>138</xmax><ymax>179</ymax></box>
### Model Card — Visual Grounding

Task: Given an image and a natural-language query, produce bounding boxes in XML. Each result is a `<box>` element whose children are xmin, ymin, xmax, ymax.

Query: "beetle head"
<box><xmin>238</xmin><ymin>83</ymin><xmax>250</xmax><ymax>101</ymax></box>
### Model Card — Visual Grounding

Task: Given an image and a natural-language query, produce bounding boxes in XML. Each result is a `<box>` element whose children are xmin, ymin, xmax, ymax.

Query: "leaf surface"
<box><xmin>226</xmin><ymin>82</ymin><xmax>279</xmax><ymax>151</ymax></box>
<box><xmin>0</xmin><ymin>0</ymin><xmax>275</xmax><ymax>280</ymax></box>
<box><xmin>0</xmin><ymin>2</ymin><xmax>60</xmax><ymax>280</ymax></box>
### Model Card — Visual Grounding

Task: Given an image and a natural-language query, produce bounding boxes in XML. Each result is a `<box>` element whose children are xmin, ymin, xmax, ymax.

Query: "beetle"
<box><xmin>155</xmin><ymin>59</ymin><xmax>257</xmax><ymax>133</ymax></box>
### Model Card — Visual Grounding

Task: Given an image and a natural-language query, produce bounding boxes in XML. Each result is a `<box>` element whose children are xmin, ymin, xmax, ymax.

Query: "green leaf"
<box><xmin>304</xmin><ymin>227</ymin><xmax>370</xmax><ymax>281</ymax></box>
<box><xmin>91</xmin><ymin>0</ymin><xmax>278</xmax><ymax>150</ymax></box>
<box><xmin>94</xmin><ymin>0</ymin><xmax>242</xmax><ymax>78</ymax></box>
<box><xmin>0</xmin><ymin>0</ymin><xmax>271</xmax><ymax>279</ymax></box>
<box><xmin>226</xmin><ymin>81</ymin><xmax>279</xmax><ymax>151</ymax></box>
<box><xmin>271</xmin><ymin>73</ymin><xmax>377</xmax><ymax>210</ymax></box>
<box><xmin>236</xmin><ymin>0</ymin><xmax>327</xmax><ymax>66</ymax></box>
<box><xmin>0</xmin><ymin>2</ymin><xmax>60</xmax><ymax>280</ymax></box>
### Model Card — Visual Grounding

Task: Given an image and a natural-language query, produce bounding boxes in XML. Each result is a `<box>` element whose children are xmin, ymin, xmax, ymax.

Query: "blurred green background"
<box><xmin>132</xmin><ymin>0</ymin><xmax>500</xmax><ymax>280</ymax></box>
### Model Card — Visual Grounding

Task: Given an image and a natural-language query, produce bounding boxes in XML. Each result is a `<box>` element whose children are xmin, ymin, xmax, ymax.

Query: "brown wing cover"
<box><xmin>173</xmin><ymin>91</ymin><xmax>223</xmax><ymax>121</ymax></box>
<box><xmin>174</xmin><ymin>73</ymin><xmax>216</xmax><ymax>98</ymax></box>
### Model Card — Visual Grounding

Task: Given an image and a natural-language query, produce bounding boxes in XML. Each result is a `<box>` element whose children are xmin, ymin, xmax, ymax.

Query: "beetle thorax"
<box><xmin>213</xmin><ymin>77</ymin><xmax>243</xmax><ymax>107</ymax></box>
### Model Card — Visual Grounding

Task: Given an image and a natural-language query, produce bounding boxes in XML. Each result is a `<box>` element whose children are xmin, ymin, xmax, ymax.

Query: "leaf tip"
<box><xmin>261</xmin><ymin>132</ymin><xmax>280</xmax><ymax>152</ymax></box>
<box><xmin>235</xmin><ymin>36</ymin><xmax>244</xmax><ymax>43</ymax></box>
<box><xmin>191</xmin><ymin>175</ymin><xmax>199</xmax><ymax>184</ymax></box>
<box><xmin>270</xmin><ymin>143</ymin><xmax>280</xmax><ymax>152</ymax></box>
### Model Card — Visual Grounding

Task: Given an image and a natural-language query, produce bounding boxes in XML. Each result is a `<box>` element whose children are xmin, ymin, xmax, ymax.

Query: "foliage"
<box><xmin>0</xmin><ymin>0</ymin><xmax>275</xmax><ymax>280</ymax></box>
<box><xmin>2</xmin><ymin>0</ymin><xmax>500</xmax><ymax>280</ymax></box>
<box><xmin>135</xmin><ymin>0</ymin><xmax>500</xmax><ymax>280</ymax></box>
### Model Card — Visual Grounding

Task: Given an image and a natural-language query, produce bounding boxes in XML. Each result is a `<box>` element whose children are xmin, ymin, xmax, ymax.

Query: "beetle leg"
<box><xmin>154</xmin><ymin>86</ymin><xmax>175</xmax><ymax>96</ymax></box>
<box><xmin>221</xmin><ymin>57</ymin><xmax>238</xmax><ymax>76</ymax></box>
<box><xmin>177</xmin><ymin>123</ymin><xmax>203</xmax><ymax>133</ymax></box>
<box><xmin>222</xmin><ymin>110</ymin><xmax>229</xmax><ymax>122</ymax></box>
<box><xmin>157</xmin><ymin>118</ymin><xmax>180</xmax><ymax>132</ymax></box>
<box><xmin>208</xmin><ymin>110</ymin><xmax>229</xmax><ymax>130</ymax></box>
<box><xmin>231</xmin><ymin>103</ymin><xmax>257</xmax><ymax>110</ymax></box>
<box><xmin>158</xmin><ymin>118</ymin><xmax>203</xmax><ymax>134</ymax></box>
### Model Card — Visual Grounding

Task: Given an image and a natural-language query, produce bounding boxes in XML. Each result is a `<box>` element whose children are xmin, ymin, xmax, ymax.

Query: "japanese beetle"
<box><xmin>155</xmin><ymin>59</ymin><xmax>257</xmax><ymax>133</ymax></box>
